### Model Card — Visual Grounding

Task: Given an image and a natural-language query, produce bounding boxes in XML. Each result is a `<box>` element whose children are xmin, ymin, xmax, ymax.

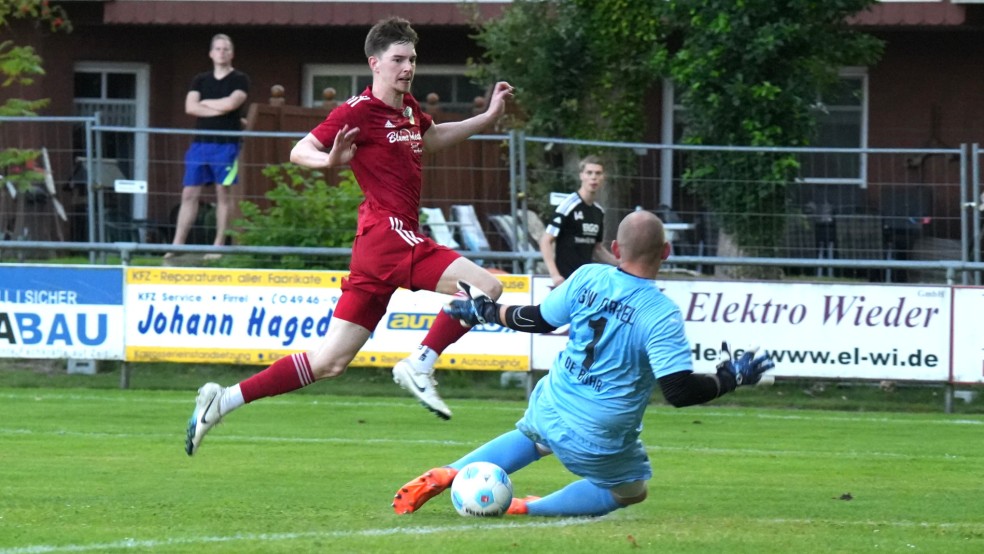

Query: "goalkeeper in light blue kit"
<box><xmin>392</xmin><ymin>210</ymin><xmax>775</xmax><ymax>517</ymax></box>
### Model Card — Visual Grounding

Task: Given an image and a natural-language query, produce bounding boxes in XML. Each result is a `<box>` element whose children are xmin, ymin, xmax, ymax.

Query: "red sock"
<box><xmin>422</xmin><ymin>291</ymin><xmax>470</xmax><ymax>354</ymax></box>
<box><xmin>239</xmin><ymin>352</ymin><xmax>315</xmax><ymax>403</ymax></box>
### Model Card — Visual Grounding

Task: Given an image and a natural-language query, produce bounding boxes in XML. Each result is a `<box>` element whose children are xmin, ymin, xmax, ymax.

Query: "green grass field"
<box><xmin>1</xmin><ymin>380</ymin><xmax>983</xmax><ymax>553</ymax></box>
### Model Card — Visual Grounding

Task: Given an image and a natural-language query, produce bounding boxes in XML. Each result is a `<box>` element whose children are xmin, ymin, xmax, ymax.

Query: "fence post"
<box><xmin>120</xmin><ymin>361</ymin><xmax>130</xmax><ymax>390</ymax></box>
<box><xmin>973</xmin><ymin>143</ymin><xmax>981</xmax><ymax>285</ymax></box>
<box><xmin>960</xmin><ymin>143</ymin><xmax>971</xmax><ymax>285</ymax></box>
<box><xmin>94</xmin><ymin>112</ymin><xmax>108</xmax><ymax>263</ymax></box>
<box><xmin>84</xmin><ymin>116</ymin><xmax>97</xmax><ymax>263</ymax></box>
<box><xmin>518</xmin><ymin>129</ymin><xmax>531</xmax><ymax>275</ymax></box>
<box><xmin>507</xmin><ymin>129</ymin><xmax>520</xmax><ymax>274</ymax></box>
<box><xmin>660</xmin><ymin>79</ymin><xmax>674</xmax><ymax>207</ymax></box>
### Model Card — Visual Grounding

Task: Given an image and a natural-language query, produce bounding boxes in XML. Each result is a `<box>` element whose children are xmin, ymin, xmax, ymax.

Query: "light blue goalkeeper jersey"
<box><xmin>536</xmin><ymin>264</ymin><xmax>693</xmax><ymax>451</ymax></box>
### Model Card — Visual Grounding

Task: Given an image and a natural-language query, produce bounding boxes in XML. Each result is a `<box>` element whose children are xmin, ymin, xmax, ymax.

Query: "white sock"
<box><xmin>219</xmin><ymin>384</ymin><xmax>245</xmax><ymax>416</ymax></box>
<box><xmin>407</xmin><ymin>345</ymin><xmax>438</xmax><ymax>373</ymax></box>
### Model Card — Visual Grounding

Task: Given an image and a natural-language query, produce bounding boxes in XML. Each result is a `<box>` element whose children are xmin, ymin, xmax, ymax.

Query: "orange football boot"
<box><xmin>506</xmin><ymin>495</ymin><xmax>541</xmax><ymax>515</ymax></box>
<box><xmin>392</xmin><ymin>467</ymin><xmax>458</xmax><ymax>514</ymax></box>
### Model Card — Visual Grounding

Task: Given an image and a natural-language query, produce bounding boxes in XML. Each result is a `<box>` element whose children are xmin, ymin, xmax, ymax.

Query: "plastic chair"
<box><xmin>451</xmin><ymin>204</ymin><xmax>491</xmax><ymax>265</ymax></box>
<box><xmin>419</xmin><ymin>206</ymin><xmax>459</xmax><ymax>249</ymax></box>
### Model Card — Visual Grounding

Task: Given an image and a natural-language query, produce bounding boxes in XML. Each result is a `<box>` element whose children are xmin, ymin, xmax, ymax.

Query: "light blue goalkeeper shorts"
<box><xmin>516</xmin><ymin>390</ymin><xmax>652</xmax><ymax>489</ymax></box>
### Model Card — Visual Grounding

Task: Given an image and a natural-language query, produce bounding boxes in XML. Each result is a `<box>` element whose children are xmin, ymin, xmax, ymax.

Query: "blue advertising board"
<box><xmin>0</xmin><ymin>265</ymin><xmax>125</xmax><ymax>359</ymax></box>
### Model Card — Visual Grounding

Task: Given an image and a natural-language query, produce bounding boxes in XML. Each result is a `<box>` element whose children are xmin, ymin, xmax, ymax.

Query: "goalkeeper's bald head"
<box><xmin>614</xmin><ymin>211</ymin><xmax>670</xmax><ymax>276</ymax></box>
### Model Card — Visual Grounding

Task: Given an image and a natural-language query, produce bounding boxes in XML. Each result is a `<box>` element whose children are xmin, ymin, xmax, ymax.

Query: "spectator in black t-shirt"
<box><xmin>167</xmin><ymin>33</ymin><xmax>250</xmax><ymax>260</ymax></box>
<box><xmin>539</xmin><ymin>155</ymin><xmax>618</xmax><ymax>285</ymax></box>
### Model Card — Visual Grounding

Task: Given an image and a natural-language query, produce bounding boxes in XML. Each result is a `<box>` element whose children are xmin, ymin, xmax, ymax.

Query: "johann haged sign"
<box><xmin>123</xmin><ymin>267</ymin><xmax>531</xmax><ymax>369</ymax></box>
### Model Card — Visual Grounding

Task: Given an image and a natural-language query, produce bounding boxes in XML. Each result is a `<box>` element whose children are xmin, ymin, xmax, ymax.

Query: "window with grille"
<box><xmin>302</xmin><ymin>65</ymin><xmax>486</xmax><ymax>114</ymax></box>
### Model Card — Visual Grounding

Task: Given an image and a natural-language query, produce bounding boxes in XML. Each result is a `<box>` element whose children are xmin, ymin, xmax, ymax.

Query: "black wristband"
<box><xmin>501</xmin><ymin>305</ymin><xmax>558</xmax><ymax>333</ymax></box>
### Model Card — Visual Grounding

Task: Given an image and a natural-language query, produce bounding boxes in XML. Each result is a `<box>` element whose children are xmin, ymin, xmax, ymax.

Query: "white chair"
<box><xmin>419</xmin><ymin>207</ymin><xmax>459</xmax><ymax>249</ymax></box>
<box><xmin>489</xmin><ymin>209</ymin><xmax>548</xmax><ymax>274</ymax></box>
<box><xmin>451</xmin><ymin>204</ymin><xmax>492</xmax><ymax>267</ymax></box>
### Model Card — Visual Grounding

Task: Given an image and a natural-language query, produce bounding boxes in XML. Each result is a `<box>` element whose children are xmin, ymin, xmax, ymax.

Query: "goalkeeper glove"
<box><xmin>715</xmin><ymin>341</ymin><xmax>775</xmax><ymax>392</ymax></box>
<box><xmin>442</xmin><ymin>280</ymin><xmax>500</xmax><ymax>327</ymax></box>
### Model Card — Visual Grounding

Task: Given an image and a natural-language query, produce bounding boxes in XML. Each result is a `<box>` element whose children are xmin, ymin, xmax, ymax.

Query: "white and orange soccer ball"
<box><xmin>450</xmin><ymin>462</ymin><xmax>513</xmax><ymax>517</ymax></box>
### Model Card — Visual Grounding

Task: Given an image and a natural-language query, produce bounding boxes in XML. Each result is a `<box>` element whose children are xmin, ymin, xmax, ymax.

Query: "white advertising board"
<box><xmin>0</xmin><ymin>263</ymin><xmax>966</xmax><ymax>383</ymax></box>
<box><xmin>124</xmin><ymin>268</ymin><xmax>531</xmax><ymax>370</ymax></box>
<box><xmin>0</xmin><ymin>265</ymin><xmax>125</xmax><ymax>360</ymax></box>
<box><xmin>532</xmin><ymin>276</ymin><xmax>951</xmax><ymax>381</ymax></box>
<box><xmin>950</xmin><ymin>286</ymin><xmax>984</xmax><ymax>384</ymax></box>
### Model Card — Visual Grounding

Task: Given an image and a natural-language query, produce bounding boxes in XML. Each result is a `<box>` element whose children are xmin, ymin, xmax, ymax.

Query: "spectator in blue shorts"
<box><xmin>392</xmin><ymin>210</ymin><xmax>775</xmax><ymax>517</ymax></box>
<box><xmin>168</xmin><ymin>33</ymin><xmax>249</xmax><ymax>260</ymax></box>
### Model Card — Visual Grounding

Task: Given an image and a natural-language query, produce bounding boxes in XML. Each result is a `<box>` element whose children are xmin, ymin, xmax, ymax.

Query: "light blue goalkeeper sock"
<box><xmin>527</xmin><ymin>479</ymin><xmax>621</xmax><ymax>517</ymax></box>
<box><xmin>450</xmin><ymin>430</ymin><xmax>542</xmax><ymax>474</ymax></box>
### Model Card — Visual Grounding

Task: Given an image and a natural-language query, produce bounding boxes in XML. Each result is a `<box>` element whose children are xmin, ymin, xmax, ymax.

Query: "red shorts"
<box><xmin>334</xmin><ymin>215</ymin><xmax>460</xmax><ymax>331</ymax></box>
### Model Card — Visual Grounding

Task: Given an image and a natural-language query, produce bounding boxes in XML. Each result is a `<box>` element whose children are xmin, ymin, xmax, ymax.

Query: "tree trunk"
<box><xmin>714</xmin><ymin>229</ymin><xmax>783</xmax><ymax>280</ymax></box>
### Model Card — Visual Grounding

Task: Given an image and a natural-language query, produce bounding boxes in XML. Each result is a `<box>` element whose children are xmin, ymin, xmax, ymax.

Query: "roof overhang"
<box><xmin>849</xmin><ymin>1</ymin><xmax>966</xmax><ymax>26</ymax></box>
<box><xmin>102</xmin><ymin>0</ymin><xmax>510</xmax><ymax>26</ymax></box>
<box><xmin>99</xmin><ymin>0</ymin><xmax>972</xmax><ymax>28</ymax></box>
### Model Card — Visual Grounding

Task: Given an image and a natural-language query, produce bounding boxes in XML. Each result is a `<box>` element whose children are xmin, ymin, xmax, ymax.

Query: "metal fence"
<box><xmin>2</xmin><ymin>115</ymin><xmax>983</xmax><ymax>283</ymax></box>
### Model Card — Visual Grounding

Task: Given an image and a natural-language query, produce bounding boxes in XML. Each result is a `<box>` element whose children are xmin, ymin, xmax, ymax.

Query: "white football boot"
<box><xmin>392</xmin><ymin>361</ymin><xmax>452</xmax><ymax>420</ymax></box>
<box><xmin>185</xmin><ymin>382</ymin><xmax>225</xmax><ymax>456</ymax></box>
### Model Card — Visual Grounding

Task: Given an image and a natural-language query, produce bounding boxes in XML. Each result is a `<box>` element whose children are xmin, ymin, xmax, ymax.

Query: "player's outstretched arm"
<box><xmin>658</xmin><ymin>342</ymin><xmax>775</xmax><ymax>407</ymax></box>
<box><xmin>443</xmin><ymin>280</ymin><xmax>557</xmax><ymax>333</ymax></box>
<box><xmin>422</xmin><ymin>82</ymin><xmax>513</xmax><ymax>153</ymax></box>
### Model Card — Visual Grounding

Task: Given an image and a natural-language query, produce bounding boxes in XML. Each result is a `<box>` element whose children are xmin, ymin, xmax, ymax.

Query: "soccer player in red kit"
<box><xmin>185</xmin><ymin>16</ymin><xmax>514</xmax><ymax>455</ymax></box>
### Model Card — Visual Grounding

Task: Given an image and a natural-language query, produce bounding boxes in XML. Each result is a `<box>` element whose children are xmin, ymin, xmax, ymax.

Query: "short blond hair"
<box><xmin>578</xmin><ymin>155</ymin><xmax>603</xmax><ymax>172</ymax></box>
<box><xmin>211</xmin><ymin>33</ymin><xmax>233</xmax><ymax>50</ymax></box>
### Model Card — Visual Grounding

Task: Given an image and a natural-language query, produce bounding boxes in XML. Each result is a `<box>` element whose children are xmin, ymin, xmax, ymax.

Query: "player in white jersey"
<box><xmin>392</xmin><ymin>210</ymin><xmax>775</xmax><ymax>517</ymax></box>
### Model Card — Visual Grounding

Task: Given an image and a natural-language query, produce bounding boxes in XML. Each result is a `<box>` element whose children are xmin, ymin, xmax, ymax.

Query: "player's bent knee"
<box><xmin>474</xmin><ymin>275</ymin><xmax>503</xmax><ymax>299</ymax></box>
<box><xmin>308</xmin><ymin>354</ymin><xmax>350</xmax><ymax>380</ymax></box>
<box><xmin>615</xmin><ymin>489</ymin><xmax>647</xmax><ymax>506</ymax></box>
<box><xmin>313</xmin><ymin>364</ymin><xmax>347</xmax><ymax>379</ymax></box>
<box><xmin>610</xmin><ymin>481</ymin><xmax>648</xmax><ymax>506</ymax></box>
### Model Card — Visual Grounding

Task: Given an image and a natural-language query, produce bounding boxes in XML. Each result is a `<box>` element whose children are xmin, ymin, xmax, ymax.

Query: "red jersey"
<box><xmin>310</xmin><ymin>87</ymin><xmax>433</xmax><ymax>230</ymax></box>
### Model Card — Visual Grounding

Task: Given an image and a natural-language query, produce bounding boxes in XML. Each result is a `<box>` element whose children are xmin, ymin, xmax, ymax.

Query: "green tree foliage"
<box><xmin>472</xmin><ymin>0</ymin><xmax>883</xmax><ymax>254</ymax></box>
<box><xmin>471</xmin><ymin>0</ymin><xmax>666</xmax><ymax>142</ymax></box>
<box><xmin>0</xmin><ymin>0</ymin><xmax>71</xmax><ymax>192</ymax></box>
<box><xmin>469</xmin><ymin>0</ymin><xmax>668</xmax><ymax>215</ymax></box>
<box><xmin>231</xmin><ymin>164</ymin><xmax>363</xmax><ymax>269</ymax></box>
<box><xmin>663</xmin><ymin>0</ymin><xmax>883</xmax><ymax>254</ymax></box>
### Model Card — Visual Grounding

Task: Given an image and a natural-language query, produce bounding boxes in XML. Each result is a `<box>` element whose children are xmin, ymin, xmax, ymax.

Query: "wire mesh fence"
<box><xmin>1</xmin><ymin>115</ymin><xmax>981</xmax><ymax>283</ymax></box>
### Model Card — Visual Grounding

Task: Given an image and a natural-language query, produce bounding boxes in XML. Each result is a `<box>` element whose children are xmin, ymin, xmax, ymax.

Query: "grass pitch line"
<box><xmin>0</xmin><ymin>391</ymin><xmax>447</xmax><ymax>408</ymax></box>
<box><xmin>0</xmin><ymin>427</ymin><xmax>973</xmax><ymax>462</ymax></box>
<box><xmin>0</xmin><ymin>427</ymin><xmax>479</xmax><ymax>447</ymax></box>
<box><xmin>645</xmin><ymin>443</ymin><xmax>975</xmax><ymax>461</ymax></box>
<box><xmin>0</xmin><ymin>391</ymin><xmax>527</xmax><ymax>412</ymax></box>
<box><xmin>765</xmin><ymin>517</ymin><xmax>984</xmax><ymax>532</ymax></box>
<box><xmin>3</xmin><ymin>516</ymin><xmax>982</xmax><ymax>554</ymax></box>
<box><xmin>3</xmin><ymin>390</ymin><xmax>983</xmax><ymax>424</ymax></box>
<box><xmin>666</xmin><ymin>409</ymin><xmax>984</xmax><ymax>426</ymax></box>
<box><xmin>0</xmin><ymin>518</ymin><xmax>599</xmax><ymax>554</ymax></box>
<box><xmin>3</xmin><ymin>391</ymin><xmax>982</xmax><ymax>425</ymax></box>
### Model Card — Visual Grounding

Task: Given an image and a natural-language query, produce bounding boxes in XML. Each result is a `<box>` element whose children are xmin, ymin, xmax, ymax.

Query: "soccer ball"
<box><xmin>450</xmin><ymin>461</ymin><xmax>513</xmax><ymax>517</ymax></box>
